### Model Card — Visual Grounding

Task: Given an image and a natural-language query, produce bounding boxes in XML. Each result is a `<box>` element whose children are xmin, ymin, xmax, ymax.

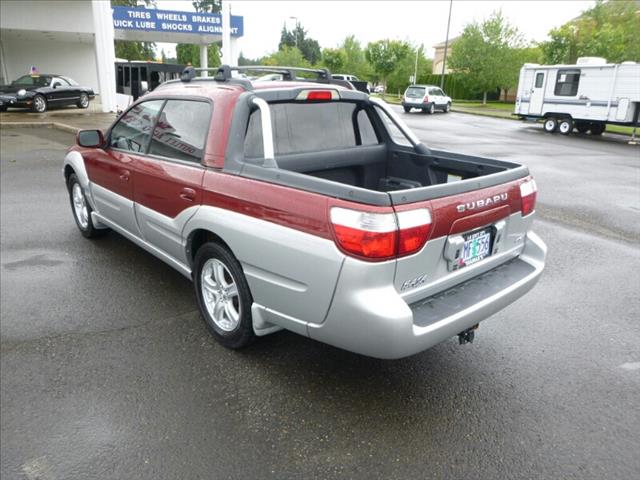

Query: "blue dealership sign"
<box><xmin>112</xmin><ymin>6</ymin><xmax>244</xmax><ymax>37</ymax></box>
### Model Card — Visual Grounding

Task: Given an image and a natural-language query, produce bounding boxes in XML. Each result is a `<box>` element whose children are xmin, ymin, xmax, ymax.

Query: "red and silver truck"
<box><xmin>63</xmin><ymin>66</ymin><xmax>546</xmax><ymax>359</ymax></box>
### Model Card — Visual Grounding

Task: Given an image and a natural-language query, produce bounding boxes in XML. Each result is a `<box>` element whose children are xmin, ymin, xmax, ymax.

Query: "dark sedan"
<box><xmin>0</xmin><ymin>74</ymin><xmax>95</xmax><ymax>113</ymax></box>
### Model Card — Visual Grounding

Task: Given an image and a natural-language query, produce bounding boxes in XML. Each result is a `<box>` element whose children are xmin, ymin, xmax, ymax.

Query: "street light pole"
<box><xmin>440</xmin><ymin>0</ymin><xmax>453</xmax><ymax>89</ymax></box>
<box><xmin>289</xmin><ymin>16</ymin><xmax>298</xmax><ymax>49</ymax></box>
<box><xmin>413</xmin><ymin>47</ymin><xmax>419</xmax><ymax>85</ymax></box>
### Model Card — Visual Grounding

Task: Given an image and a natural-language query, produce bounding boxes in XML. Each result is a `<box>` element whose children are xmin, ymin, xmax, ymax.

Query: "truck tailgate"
<box><xmin>393</xmin><ymin>176</ymin><xmax>535</xmax><ymax>305</ymax></box>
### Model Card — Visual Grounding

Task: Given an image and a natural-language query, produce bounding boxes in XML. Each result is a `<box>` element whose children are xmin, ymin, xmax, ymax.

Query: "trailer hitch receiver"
<box><xmin>458</xmin><ymin>324</ymin><xmax>479</xmax><ymax>345</ymax></box>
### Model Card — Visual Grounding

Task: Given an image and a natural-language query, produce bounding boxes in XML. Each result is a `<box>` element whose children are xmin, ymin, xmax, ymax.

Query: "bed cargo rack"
<box><xmin>179</xmin><ymin>64</ymin><xmax>355</xmax><ymax>91</ymax></box>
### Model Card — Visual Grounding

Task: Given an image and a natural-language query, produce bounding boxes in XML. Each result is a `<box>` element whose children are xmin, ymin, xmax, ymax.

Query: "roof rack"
<box><xmin>179</xmin><ymin>64</ymin><xmax>355</xmax><ymax>90</ymax></box>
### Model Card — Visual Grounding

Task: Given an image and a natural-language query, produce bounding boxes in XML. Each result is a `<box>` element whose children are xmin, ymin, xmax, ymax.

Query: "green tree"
<box><xmin>238</xmin><ymin>52</ymin><xmax>261</xmax><ymax>66</ymax></box>
<box><xmin>449</xmin><ymin>11</ymin><xmax>525</xmax><ymax>104</ymax></box>
<box><xmin>387</xmin><ymin>44</ymin><xmax>433</xmax><ymax>94</ymax></box>
<box><xmin>365</xmin><ymin>40</ymin><xmax>411</xmax><ymax>87</ymax></box>
<box><xmin>191</xmin><ymin>0</ymin><xmax>220</xmax><ymax>13</ymax></box>
<box><xmin>339</xmin><ymin>36</ymin><xmax>371</xmax><ymax>79</ymax></box>
<box><xmin>176</xmin><ymin>43</ymin><xmax>221</xmax><ymax>68</ymax></box>
<box><xmin>321</xmin><ymin>48</ymin><xmax>346</xmax><ymax>73</ymax></box>
<box><xmin>111</xmin><ymin>0</ymin><xmax>156</xmax><ymax>60</ymax></box>
<box><xmin>263</xmin><ymin>46</ymin><xmax>310</xmax><ymax>68</ymax></box>
<box><xmin>279</xmin><ymin>22</ymin><xmax>322</xmax><ymax>65</ymax></box>
<box><xmin>540</xmin><ymin>0</ymin><xmax>640</xmax><ymax>64</ymax></box>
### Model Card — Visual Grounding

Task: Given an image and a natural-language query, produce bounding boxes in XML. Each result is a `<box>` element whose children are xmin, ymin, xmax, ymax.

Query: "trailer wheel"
<box><xmin>576</xmin><ymin>122</ymin><xmax>589</xmax><ymax>134</ymax></box>
<box><xmin>543</xmin><ymin>117</ymin><xmax>558</xmax><ymax>133</ymax></box>
<box><xmin>558</xmin><ymin>118</ymin><xmax>573</xmax><ymax>135</ymax></box>
<box><xmin>589</xmin><ymin>123</ymin><xmax>605</xmax><ymax>135</ymax></box>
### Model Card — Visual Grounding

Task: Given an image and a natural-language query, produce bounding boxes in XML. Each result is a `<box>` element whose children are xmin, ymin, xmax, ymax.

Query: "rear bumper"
<box><xmin>308</xmin><ymin>231</ymin><xmax>546</xmax><ymax>359</ymax></box>
<box><xmin>402</xmin><ymin>101</ymin><xmax>432</xmax><ymax>109</ymax></box>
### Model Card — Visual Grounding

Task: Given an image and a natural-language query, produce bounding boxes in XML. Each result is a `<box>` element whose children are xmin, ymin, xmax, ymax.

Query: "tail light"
<box><xmin>330</xmin><ymin>207</ymin><xmax>431</xmax><ymax>261</ymax></box>
<box><xmin>296</xmin><ymin>89</ymin><xmax>339</xmax><ymax>101</ymax></box>
<box><xmin>423</xmin><ymin>95</ymin><xmax>429</xmax><ymax>103</ymax></box>
<box><xmin>520</xmin><ymin>178</ymin><xmax>537</xmax><ymax>216</ymax></box>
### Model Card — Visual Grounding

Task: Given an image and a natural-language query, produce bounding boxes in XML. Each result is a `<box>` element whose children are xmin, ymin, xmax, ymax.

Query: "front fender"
<box><xmin>63</xmin><ymin>150</ymin><xmax>96</xmax><ymax>210</ymax></box>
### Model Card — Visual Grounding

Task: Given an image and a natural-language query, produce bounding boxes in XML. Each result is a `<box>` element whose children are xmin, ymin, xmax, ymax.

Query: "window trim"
<box><xmin>107</xmin><ymin>96</ymin><xmax>214</xmax><ymax>167</ymax></box>
<box><xmin>554</xmin><ymin>68</ymin><xmax>581</xmax><ymax>97</ymax></box>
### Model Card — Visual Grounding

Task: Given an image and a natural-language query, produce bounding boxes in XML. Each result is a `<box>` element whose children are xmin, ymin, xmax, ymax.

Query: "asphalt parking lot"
<box><xmin>1</xmin><ymin>115</ymin><xmax>639</xmax><ymax>479</ymax></box>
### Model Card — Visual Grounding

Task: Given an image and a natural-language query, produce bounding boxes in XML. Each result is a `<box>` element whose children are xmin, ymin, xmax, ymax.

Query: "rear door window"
<box><xmin>149</xmin><ymin>100</ymin><xmax>211</xmax><ymax>163</ymax></box>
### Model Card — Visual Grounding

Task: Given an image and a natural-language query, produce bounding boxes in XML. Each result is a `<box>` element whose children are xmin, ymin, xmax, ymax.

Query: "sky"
<box><xmin>155</xmin><ymin>0</ymin><xmax>596</xmax><ymax>60</ymax></box>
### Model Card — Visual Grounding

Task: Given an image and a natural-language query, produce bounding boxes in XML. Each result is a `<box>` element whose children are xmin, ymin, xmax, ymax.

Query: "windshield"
<box><xmin>405</xmin><ymin>87</ymin><xmax>426</xmax><ymax>98</ymax></box>
<box><xmin>12</xmin><ymin>75</ymin><xmax>52</xmax><ymax>87</ymax></box>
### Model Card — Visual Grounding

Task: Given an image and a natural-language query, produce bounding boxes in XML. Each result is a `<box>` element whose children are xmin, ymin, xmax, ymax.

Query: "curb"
<box><xmin>1</xmin><ymin>121</ymin><xmax>79</xmax><ymax>134</ymax></box>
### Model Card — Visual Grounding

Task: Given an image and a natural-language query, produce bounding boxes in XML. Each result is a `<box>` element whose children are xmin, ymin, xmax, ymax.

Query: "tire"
<box><xmin>558</xmin><ymin>118</ymin><xmax>573</xmax><ymax>135</ymax></box>
<box><xmin>0</xmin><ymin>106</ymin><xmax>7</xmax><ymax>112</ymax></box>
<box><xmin>589</xmin><ymin>123</ymin><xmax>605</xmax><ymax>135</ymax></box>
<box><xmin>576</xmin><ymin>122</ymin><xmax>589</xmax><ymax>134</ymax></box>
<box><xmin>543</xmin><ymin>117</ymin><xmax>558</xmax><ymax>133</ymax></box>
<box><xmin>67</xmin><ymin>173</ymin><xmax>105</xmax><ymax>238</ymax></box>
<box><xmin>403</xmin><ymin>106</ymin><xmax>411</xmax><ymax>113</ymax></box>
<box><xmin>32</xmin><ymin>94</ymin><xmax>47</xmax><ymax>113</ymax></box>
<box><xmin>428</xmin><ymin>103</ymin><xmax>435</xmax><ymax>115</ymax></box>
<box><xmin>444</xmin><ymin>102</ymin><xmax>451</xmax><ymax>113</ymax></box>
<box><xmin>194</xmin><ymin>242</ymin><xmax>255</xmax><ymax>349</ymax></box>
<box><xmin>77</xmin><ymin>93</ymin><xmax>90</xmax><ymax>109</ymax></box>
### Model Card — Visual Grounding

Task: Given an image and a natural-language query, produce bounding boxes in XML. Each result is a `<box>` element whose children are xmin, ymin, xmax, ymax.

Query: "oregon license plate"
<box><xmin>462</xmin><ymin>228</ymin><xmax>492</xmax><ymax>266</ymax></box>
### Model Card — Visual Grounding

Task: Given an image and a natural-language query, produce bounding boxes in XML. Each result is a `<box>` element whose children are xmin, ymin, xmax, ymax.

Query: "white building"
<box><xmin>0</xmin><ymin>0</ymin><xmax>242</xmax><ymax>113</ymax></box>
<box><xmin>0</xmin><ymin>0</ymin><xmax>117</xmax><ymax>112</ymax></box>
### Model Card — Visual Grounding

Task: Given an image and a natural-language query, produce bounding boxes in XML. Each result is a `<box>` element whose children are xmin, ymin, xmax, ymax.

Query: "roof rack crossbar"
<box><xmin>181</xmin><ymin>64</ymin><xmax>333</xmax><ymax>85</ymax></box>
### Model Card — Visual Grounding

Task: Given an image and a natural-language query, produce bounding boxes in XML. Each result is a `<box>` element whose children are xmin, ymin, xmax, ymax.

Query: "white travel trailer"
<box><xmin>514</xmin><ymin>57</ymin><xmax>640</xmax><ymax>135</ymax></box>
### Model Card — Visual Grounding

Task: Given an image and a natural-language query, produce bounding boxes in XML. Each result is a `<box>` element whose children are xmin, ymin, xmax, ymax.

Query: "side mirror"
<box><xmin>52</xmin><ymin>83</ymin><xmax>59</xmax><ymax>89</ymax></box>
<box><xmin>140</xmin><ymin>81</ymin><xmax>149</xmax><ymax>95</ymax></box>
<box><xmin>77</xmin><ymin>129</ymin><xmax>104</xmax><ymax>148</ymax></box>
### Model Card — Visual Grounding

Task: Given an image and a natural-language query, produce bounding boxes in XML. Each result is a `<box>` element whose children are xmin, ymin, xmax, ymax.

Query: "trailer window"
<box><xmin>535</xmin><ymin>73</ymin><xmax>544</xmax><ymax>88</ymax></box>
<box><xmin>554</xmin><ymin>69</ymin><xmax>580</xmax><ymax>96</ymax></box>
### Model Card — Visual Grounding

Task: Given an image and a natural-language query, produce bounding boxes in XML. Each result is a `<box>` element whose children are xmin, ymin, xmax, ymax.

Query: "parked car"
<box><xmin>514</xmin><ymin>57</ymin><xmax>640</xmax><ymax>135</ymax></box>
<box><xmin>402</xmin><ymin>84</ymin><xmax>452</xmax><ymax>114</ymax></box>
<box><xmin>64</xmin><ymin>65</ymin><xmax>545</xmax><ymax>359</ymax></box>
<box><xmin>373</xmin><ymin>85</ymin><xmax>385</xmax><ymax>94</ymax></box>
<box><xmin>331</xmin><ymin>74</ymin><xmax>369</xmax><ymax>94</ymax></box>
<box><xmin>0</xmin><ymin>74</ymin><xmax>94</xmax><ymax>113</ymax></box>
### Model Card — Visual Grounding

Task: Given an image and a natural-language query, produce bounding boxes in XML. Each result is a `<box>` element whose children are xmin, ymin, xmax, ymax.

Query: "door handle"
<box><xmin>119</xmin><ymin>169</ymin><xmax>130</xmax><ymax>181</ymax></box>
<box><xmin>179</xmin><ymin>187</ymin><xmax>197</xmax><ymax>201</ymax></box>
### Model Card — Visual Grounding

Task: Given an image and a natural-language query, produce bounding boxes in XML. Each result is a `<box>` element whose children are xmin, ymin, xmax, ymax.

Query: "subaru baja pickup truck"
<box><xmin>63</xmin><ymin>65</ymin><xmax>546</xmax><ymax>359</ymax></box>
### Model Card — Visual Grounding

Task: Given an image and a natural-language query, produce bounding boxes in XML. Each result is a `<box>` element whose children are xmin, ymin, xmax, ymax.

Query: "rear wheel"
<box><xmin>32</xmin><ymin>94</ymin><xmax>47</xmax><ymax>113</ymax></box>
<box><xmin>77</xmin><ymin>93</ymin><xmax>90</xmax><ymax>109</ymax></box>
<box><xmin>428</xmin><ymin>103</ymin><xmax>435</xmax><ymax>115</ymax></box>
<box><xmin>558</xmin><ymin>118</ymin><xmax>573</xmax><ymax>135</ymax></box>
<box><xmin>576</xmin><ymin>122</ymin><xmax>589</xmax><ymax>134</ymax></box>
<box><xmin>444</xmin><ymin>102</ymin><xmax>451</xmax><ymax>113</ymax></box>
<box><xmin>589</xmin><ymin>123</ymin><xmax>605</xmax><ymax>135</ymax></box>
<box><xmin>403</xmin><ymin>106</ymin><xmax>410</xmax><ymax>113</ymax></box>
<box><xmin>543</xmin><ymin>117</ymin><xmax>558</xmax><ymax>133</ymax></box>
<box><xmin>194</xmin><ymin>242</ymin><xmax>255</xmax><ymax>349</ymax></box>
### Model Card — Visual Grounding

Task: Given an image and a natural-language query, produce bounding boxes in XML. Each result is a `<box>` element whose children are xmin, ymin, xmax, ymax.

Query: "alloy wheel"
<box><xmin>201</xmin><ymin>258</ymin><xmax>241</xmax><ymax>332</ymax></box>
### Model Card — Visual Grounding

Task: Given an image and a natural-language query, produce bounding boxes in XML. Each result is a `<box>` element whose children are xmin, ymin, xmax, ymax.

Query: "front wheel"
<box><xmin>543</xmin><ymin>117</ymin><xmax>558</xmax><ymax>133</ymax></box>
<box><xmin>32</xmin><ymin>94</ymin><xmax>47</xmax><ymax>113</ymax></box>
<box><xmin>67</xmin><ymin>173</ymin><xmax>104</xmax><ymax>238</ymax></box>
<box><xmin>194</xmin><ymin>242</ymin><xmax>255</xmax><ymax>349</ymax></box>
<box><xmin>77</xmin><ymin>93</ymin><xmax>90</xmax><ymax>109</ymax></box>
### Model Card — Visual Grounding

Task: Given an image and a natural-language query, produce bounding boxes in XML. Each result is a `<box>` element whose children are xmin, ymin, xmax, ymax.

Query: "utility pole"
<box><xmin>440</xmin><ymin>0</ymin><xmax>453</xmax><ymax>89</ymax></box>
<box><xmin>413</xmin><ymin>47</ymin><xmax>419</xmax><ymax>85</ymax></box>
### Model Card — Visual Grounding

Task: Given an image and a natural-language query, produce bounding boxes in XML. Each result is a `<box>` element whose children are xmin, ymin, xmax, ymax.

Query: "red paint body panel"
<box><xmin>202</xmin><ymin>171</ymin><xmax>332</xmax><ymax>239</ymax></box>
<box><xmin>133</xmin><ymin>157</ymin><xmax>204</xmax><ymax>218</ymax></box>
<box><xmin>396</xmin><ymin>177</ymin><xmax>530</xmax><ymax>240</ymax></box>
<box><xmin>83</xmin><ymin>147</ymin><xmax>135</xmax><ymax>199</ymax></box>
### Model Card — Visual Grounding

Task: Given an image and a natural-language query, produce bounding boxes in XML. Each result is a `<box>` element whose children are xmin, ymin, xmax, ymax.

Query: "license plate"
<box><xmin>461</xmin><ymin>228</ymin><xmax>492</xmax><ymax>266</ymax></box>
